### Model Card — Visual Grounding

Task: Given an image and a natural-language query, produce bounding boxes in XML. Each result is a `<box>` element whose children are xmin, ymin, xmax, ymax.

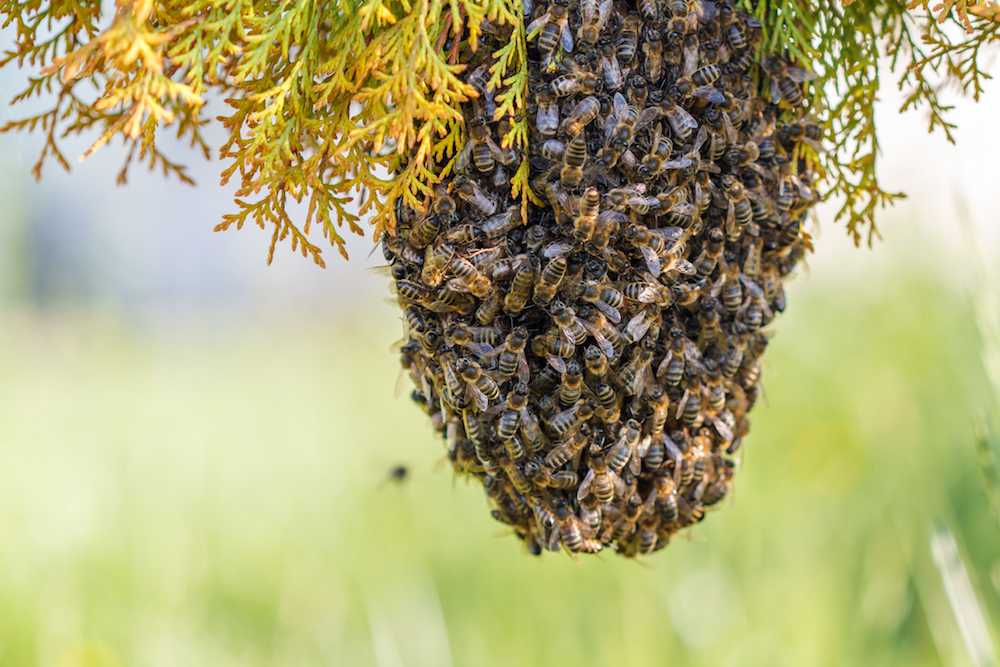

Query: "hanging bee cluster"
<box><xmin>381</xmin><ymin>0</ymin><xmax>820</xmax><ymax>557</ymax></box>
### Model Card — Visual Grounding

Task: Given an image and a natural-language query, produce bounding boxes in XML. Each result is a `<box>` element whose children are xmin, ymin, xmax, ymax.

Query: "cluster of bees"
<box><xmin>381</xmin><ymin>0</ymin><xmax>819</xmax><ymax>557</ymax></box>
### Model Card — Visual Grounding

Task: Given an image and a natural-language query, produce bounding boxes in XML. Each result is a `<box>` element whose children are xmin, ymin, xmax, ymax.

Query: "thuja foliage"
<box><xmin>0</xmin><ymin>0</ymin><xmax>997</xmax><ymax>262</ymax></box>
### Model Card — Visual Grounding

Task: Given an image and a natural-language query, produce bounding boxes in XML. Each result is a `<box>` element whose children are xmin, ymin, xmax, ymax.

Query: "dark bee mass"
<box><xmin>381</xmin><ymin>0</ymin><xmax>818</xmax><ymax>557</ymax></box>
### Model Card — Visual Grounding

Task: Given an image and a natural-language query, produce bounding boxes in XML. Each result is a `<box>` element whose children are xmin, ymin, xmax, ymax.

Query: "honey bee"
<box><xmin>559</xmin><ymin>359</ymin><xmax>585</xmax><ymax>405</ymax></box>
<box><xmin>641</xmin><ymin>28</ymin><xmax>664</xmax><ymax>83</ymax></box>
<box><xmin>598</xmin><ymin>37</ymin><xmax>624</xmax><ymax>90</ymax></box>
<box><xmin>457</xmin><ymin>117</ymin><xmax>506</xmax><ymax>174</ymax></box>
<box><xmin>607</xmin><ymin>419</ymin><xmax>642</xmax><ymax>473</ymax></box>
<box><xmin>589</xmin><ymin>209</ymin><xmax>627</xmax><ymax>251</ymax></box>
<box><xmin>584</xmin><ymin>344</ymin><xmax>609</xmax><ymax>381</ymax></box>
<box><xmin>637</xmin><ymin>123</ymin><xmax>674</xmax><ymax>180</ymax></box>
<box><xmin>419</xmin><ymin>242</ymin><xmax>454</xmax><ymax>287</ymax></box>
<box><xmin>447</xmin><ymin>255</ymin><xmax>492</xmax><ymax>297</ymax></box>
<box><xmin>572</xmin><ymin>187</ymin><xmax>600</xmax><ymax>242</ymax></box>
<box><xmin>617</xmin><ymin>15</ymin><xmax>641</xmax><ymax>63</ymax></box>
<box><xmin>654</xmin><ymin>475</ymin><xmax>679</xmax><ymax>525</ymax></box>
<box><xmin>656</xmin><ymin>92</ymin><xmax>698</xmax><ymax>143</ymax></box>
<box><xmin>528</xmin><ymin>462</ymin><xmax>579</xmax><ymax>488</ymax></box>
<box><xmin>444</xmin><ymin>320</ymin><xmax>500</xmax><ymax>357</ymax></box>
<box><xmin>639</xmin><ymin>0</ymin><xmax>660</xmax><ymax>23</ymax></box>
<box><xmin>736</xmin><ymin>275</ymin><xmax>773</xmax><ymax>330</ymax></box>
<box><xmin>624</xmin><ymin>224</ymin><xmax>690</xmax><ymax>277</ymax></box>
<box><xmin>540</xmin><ymin>138</ymin><xmax>566</xmax><ymax>161</ymax></box>
<box><xmin>528</xmin><ymin>0</ymin><xmax>574</xmax><ymax>65</ymax></box>
<box><xmin>763</xmin><ymin>56</ymin><xmax>817</xmax><ymax>107</ymax></box>
<box><xmin>594</xmin><ymin>381</ymin><xmax>621</xmax><ymax>424</ymax></box>
<box><xmin>617</xmin><ymin>344</ymin><xmax>655</xmax><ymax>396</ymax></box>
<box><xmin>535</xmin><ymin>83</ymin><xmax>560</xmax><ymax>136</ymax></box>
<box><xmin>579</xmin><ymin>447</ymin><xmax>625</xmax><ymax>504</ymax></box>
<box><xmin>532</xmin><ymin>256</ymin><xmax>568</xmax><ymax>305</ymax></box>
<box><xmin>646</xmin><ymin>385</ymin><xmax>671</xmax><ymax>441</ymax></box>
<box><xmin>578</xmin><ymin>280</ymin><xmax>623</xmax><ymax>323</ymax></box>
<box><xmin>559</xmin><ymin>132</ymin><xmax>588</xmax><ymax>188</ymax></box>
<box><xmin>453</xmin><ymin>176</ymin><xmax>497</xmax><ymax>215</ymax></box>
<box><xmin>503</xmin><ymin>254</ymin><xmax>535</xmax><ymax>313</ymax></box>
<box><xmin>578</xmin><ymin>0</ymin><xmax>613</xmax><ymax>45</ymax></box>
<box><xmin>547</xmin><ymin>401</ymin><xmax>595</xmax><ymax>438</ymax></box>
<box><xmin>629</xmin><ymin>75</ymin><xmax>649</xmax><ymax>108</ymax></box>
<box><xmin>479</xmin><ymin>326</ymin><xmax>530</xmax><ymax>382</ymax></box>
<box><xmin>549</xmin><ymin>300</ymin><xmax>588</xmax><ymax>345</ymax></box>
<box><xmin>553</xmin><ymin>502</ymin><xmax>602</xmax><ymax>553</ymax></box>
<box><xmin>544</xmin><ymin>429</ymin><xmax>588</xmax><ymax>469</ymax></box>
<box><xmin>668</xmin><ymin>0</ymin><xmax>691</xmax><ymax>16</ymax></box>
<box><xmin>612</xmin><ymin>492</ymin><xmax>644</xmax><ymax>541</ymax></box>
<box><xmin>581</xmin><ymin>309</ymin><xmax>626</xmax><ymax>358</ymax></box>
<box><xmin>637</xmin><ymin>498</ymin><xmax>660</xmax><ymax>554</ymax></box>
<box><xmin>560</xmin><ymin>96</ymin><xmax>601</xmax><ymax>137</ymax></box>
<box><xmin>777</xmin><ymin>120</ymin><xmax>825</xmax><ymax>151</ymax></box>
<box><xmin>692</xmin><ymin>227</ymin><xmax>726</xmax><ymax>277</ymax></box>
<box><xmin>491</xmin><ymin>383</ymin><xmax>542</xmax><ymax>444</ymax></box>
<box><xmin>551</xmin><ymin>63</ymin><xmax>600</xmax><ymax>97</ymax></box>
<box><xmin>531</xmin><ymin>332</ymin><xmax>575</xmax><ymax>373</ymax></box>
<box><xmin>458</xmin><ymin>358</ymin><xmax>501</xmax><ymax>410</ymax></box>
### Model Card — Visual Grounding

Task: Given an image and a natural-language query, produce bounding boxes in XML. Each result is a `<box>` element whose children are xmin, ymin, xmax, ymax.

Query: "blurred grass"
<box><xmin>0</xmin><ymin>265</ymin><xmax>996</xmax><ymax>667</ymax></box>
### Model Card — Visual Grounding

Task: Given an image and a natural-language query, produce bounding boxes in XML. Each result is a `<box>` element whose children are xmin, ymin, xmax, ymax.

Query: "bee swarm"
<box><xmin>383</xmin><ymin>0</ymin><xmax>818</xmax><ymax>557</ymax></box>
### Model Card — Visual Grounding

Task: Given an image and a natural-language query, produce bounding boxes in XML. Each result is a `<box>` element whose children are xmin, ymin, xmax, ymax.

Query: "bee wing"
<box><xmin>598</xmin><ymin>0</ymin><xmax>613</xmax><ymax>21</ymax></box>
<box><xmin>665</xmin><ymin>105</ymin><xmax>696</xmax><ymax>138</ymax></box>
<box><xmin>519</xmin><ymin>406</ymin><xmax>541</xmax><ymax>442</ymax></box>
<box><xmin>444</xmin><ymin>278</ymin><xmax>473</xmax><ymax>293</ymax></box>
<box><xmin>465</xmin><ymin>342</ymin><xmax>495</xmax><ymax>358</ymax></box>
<box><xmin>517</xmin><ymin>351</ymin><xmax>531</xmax><ymax>384</ymax></box>
<box><xmin>609</xmin><ymin>469</ymin><xmax>626</xmax><ymax>498</ymax></box>
<box><xmin>486</xmin><ymin>135</ymin><xmax>514</xmax><ymax>165</ymax></box>
<box><xmin>655</xmin><ymin>349</ymin><xmax>674</xmax><ymax>377</ymax></box>
<box><xmin>561</xmin><ymin>21</ymin><xmax>575</xmax><ymax>52</ymax></box>
<box><xmin>683</xmin><ymin>45</ymin><xmax>698</xmax><ymax>77</ymax></box>
<box><xmin>658</xmin><ymin>158</ymin><xmax>692</xmax><ymax>171</ymax></box>
<box><xmin>478</xmin><ymin>341</ymin><xmax>507</xmax><ymax>365</ymax></box>
<box><xmin>612</xmin><ymin>91</ymin><xmax>628</xmax><ymax>118</ymax></box>
<box><xmin>577</xmin><ymin>467</ymin><xmax>595</xmax><ymax>501</ymax></box>
<box><xmin>691</xmin><ymin>85</ymin><xmax>725</xmax><ymax>103</ymax></box>
<box><xmin>395</xmin><ymin>366</ymin><xmax>408</xmax><ymax>398</ymax></box>
<box><xmin>627</xmin><ymin>195</ymin><xmax>660</xmax><ymax>207</ymax></box>
<box><xmin>710</xmin><ymin>414</ymin><xmax>734</xmax><ymax>442</ymax></box>
<box><xmin>639</xmin><ymin>246</ymin><xmax>662</xmax><ymax>277</ymax></box>
<box><xmin>721</xmin><ymin>110</ymin><xmax>738</xmax><ymax>144</ymax></box>
<box><xmin>527</xmin><ymin>12</ymin><xmax>552</xmax><ymax>36</ymax></box>
<box><xmin>537</xmin><ymin>103</ymin><xmax>559</xmax><ymax>134</ymax></box>
<box><xmin>786</xmin><ymin>66</ymin><xmax>817</xmax><ymax>82</ymax></box>
<box><xmin>675</xmin><ymin>389</ymin><xmax>690</xmax><ymax>419</ymax></box>
<box><xmin>626</xmin><ymin>310</ymin><xmax>653</xmax><ymax>342</ymax></box>
<box><xmin>601</xmin><ymin>54</ymin><xmax>623</xmax><ymax>89</ymax></box>
<box><xmin>547</xmin><ymin>356</ymin><xmax>567</xmax><ymax>373</ymax></box>
<box><xmin>543</xmin><ymin>240</ymin><xmax>575</xmax><ymax>258</ymax></box>
<box><xmin>769</xmin><ymin>79</ymin><xmax>781</xmax><ymax>104</ymax></box>
<box><xmin>739</xmin><ymin>273</ymin><xmax>764</xmax><ymax>298</ymax></box>
<box><xmin>636</xmin><ymin>106</ymin><xmax>661</xmax><ymax>131</ymax></box>
<box><xmin>594</xmin><ymin>299</ymin><xmax>622</xmax><ymax>324</ymax></box>
<box><xmin>620</xmin><ymin>149</ymin><xmax>638</xmax><ymax>169</ymax></box>
<box><xmin>466</xmin><ymin>382</ymin><xmax>489</xmax><ymax>412</ymax></box>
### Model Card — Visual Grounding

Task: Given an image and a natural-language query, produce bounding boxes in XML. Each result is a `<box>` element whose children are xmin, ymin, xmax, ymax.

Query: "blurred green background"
<box><xmin>3</xmin><ymin>46</ymin><xmax>1000</xmax><ymax>667</ymax></box>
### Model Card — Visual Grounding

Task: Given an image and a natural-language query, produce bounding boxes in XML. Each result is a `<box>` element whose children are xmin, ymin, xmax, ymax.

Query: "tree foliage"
<box><xmin>1</xmin><ymin>0</ymin><xmax>997</xmax><ymax>261</ymax></box>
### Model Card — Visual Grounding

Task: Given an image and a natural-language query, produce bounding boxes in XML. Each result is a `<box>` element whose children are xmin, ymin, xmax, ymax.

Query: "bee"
<box><xmin>594</xmin><ymin>382</ymin><xmax>621</xmax><ymax>424</ymax></box>
<box><xmin>711</xmin><ymin>259</ymin><xmax>744</xmax><ymax>313</ymax></box>
<box><xmin>612</xmin><ymin>492</ymin><xmax>644</xmax><ymax>541</ymax></box>
<box><xmin>467</xmin><ymin>64</ymin><xmax>497</xmax><ymax>119</ymax></box>
<box><xmin>453</xmin><ymin>176</ymin><xmax>497</xmax><ymax>215</ymax></box>
<box><xmin>531</xmin><ymin>332</ymin><xmax>575</xmax><ymax>373</ymax></box>
<box><xmin>579</xmin><ymin>447</ymin><xmax>625</xmax><ymax>504</ymax></box>
<box><xmin>646</xmin><ymin>385</ymin><xmax>671</xmax><ymax>441</ymax></box>
<box><xmin>581</xmin><ymin>309</ymin><xmax>626</xmax><ymax>358</ymax></box>
<box><xmin>578</xmin><ymin>0</ymin><xmax>613</xmax><ymax>45</ymax></box>
<box><xmin>559</xmin><ymin>133</ymin><xmax>588</xmax><ymax>188</ymax></box>
<box><xmin>736</xmin><ymin>275</ymin><xmax>773</xmax><ymax>330</ymax></box>
<box><xmin>553</xmin><ymin>503</ymin><xmax>601</xmax><ymax>553</ymax></box>
<box><xmin>408</xmin><ymin>208</ymin><xmax>445</xmax><ymax>250</ymax></box>
<box><xmin>440</xmin><ymin>354</ymin><xmax>468</xmax><ymax>408</ymax></box>
<box><xmin>641</xmin><ymin>28</ymin><xmax>664</xmax><ymax>83</ymax></box>
<box><xmin>480</xmin><ymin>326</ymin><xmax>529</xmax><ymax>382</ymax></box>
<box><xmin>675</xmin><ymin>373</ymin><xmax>704</xmax><ymax>426</ymax></box>
<box><xmin>492</xmin><ymin>383</ymin><xmax>542</xmax><ymax>443</ymax></box>
<box><xmin>448</xmin><ymin>255</ymin><xmax>492</xmax><ymax>297</ymax></box>
<box><xmin>664</xmin><ymin>15</ymin><xmax>689</xmax><ymax>43</ymax></box>
<box><xmin>579</xmin><ymin>280</ymin><xmax>623</xmax><ymax>323</ymax></box>
<box><xmin>617</xmin><ymin>15</ymin><xmax>641</xmax><ymax>63</ymax></box>
<box><xmin>501</xmin><ymin>254</ymin><xmax>534</xmax><ymax>314</ymax></box>
<box><xmin>721</xmin><ymin>175</ymin><xmax>754</xmax><ymax>238</ymax></box>
<box><xmin>583</xmin><ymin>344</ymin><xmax>609</xmax><ymax>382</ymax></box>
<box><xmin>444</xmin><ymin>321</ymin><xmax>500</xmax><ymax>357</ymax></box>
<box><xmin>655</xmin><ymin>475</ymin><xmax>679</xmax><ymax>525</ymax></box>
<box><xmin>560</xmin><ymin>96</ymin><xmax>601</xmax><ymax>137</ymax></box>
<box><xmin>547</xmin><ymin>401</ymin><xmax>596</xmax><ymax>438</ymax></box>
<box><xmin>692</xmin><ymin>227</ymin><xmax>726</xmax><ymax>277</ymax></box>
<box><xmin>458</xmin><ymin>358</ymin><xmax>501</xmax><ymax>410</ymax></box>
<box><xmin>572</xmin><ymin>187</ymin><xmax>601</xmax><ymax>242</ymax></box>
<box><xmin>544</xmin><ymin>429</ymin><xmax>588</xmax><ymax>470</ymax></box>
<box><xmin>629</xmin><ymin>75</ymin><xmax>649</xmax><ymax>109</ymax></box>
<box><xmin>607</xmin><ymin>419</ymin><xmax>643</xmax><ymax>473</ymax></box>
<box><xmin>559</xmin><ymin>359</ymin><xmax>585</xmax><ymax>405</ymax></box>
<box><xmin>729</xmin><ymin>47</ymin><xmax>755</xmax><ymax>73</ymax></box>
<box><xmin>551</xmin><ymin>64</ymin><xmax>600</xmax><ymax>97</ymax></box>
<box><xmin>637</xmin><ymin>498</ymin><xmax>661</xmax><ymax>554</ymax></box>
<box><xmin>696</xmin><ymin>296</ymin><xmax>723</xmax><ymax>351</ymax></box>
<box><xmin>639</xmin><ymin>0</ymin><xmax>660</xmax><ymax>23</ymax></box>
<box><xmin>421</xmin><ymin>242</ymin><xmax>455</xmax><ymax>287</ymax></box>
<box><xmin>549</xmin><ymin>300</ymin><xmax>588</xmax><ymax>345</ymax></box>
<box><xmin>528</xmin><ymin>462</ymin><xmax>579</xmax><ymax>489</ymax></box>
<box><xmin>763</xmin><ymin>56</ymin><xmax>817</xmax><ymax>107</ymax></box>
<box><xmin>656</xmin><ymin>92</ymin><xmax>698</xmax><ymax>143</ymax></box>
<box><xmin>617</xmin><ymin>345</ymin><xmax>655</xmax><ymax>396</ymax></box>
<box><xmin>535</xmin><ymin>83</ymin><xmax>560</xmax><ymax>136</ymax></box>
<box><xmin>440</xmin><ymin>223</ymin><xmax>482</xmax><ymax>245</ymax></box>
<box><xmin>743</xmin><ymin>230</ymin><xmax>763</xmax><ymax>277</ymax></box>
<box><xmin>598</xmin><ymin>37</ymin><xmax>624</xmax><ymax>90</ymax></box>
<box><xmin>667</xmin><ymin>0</ymin><xmax>691</xmax><ymax>16</ymax></box>
<box><xmin>656</xmin><ymin>330</ymin><xmax>703</xmax><ymax>385</ymax></box>
<box><xmin>532</xmin><ymin>256</ymin><xmax>568</xmax><ymax>305</ymax></box>
<box><xmin>637</xmin><ymin>123</ymin><xmax>674</xmax><ymax>181</ymax></box>
<box><xmin>622</xmin><ymin>278</ymin><xmax>672</xmax><ymax>307</ymax></box>
<box><xmin>528</xmin><ymin>0</ymin><xmax>574</xmax><ymax>65</ymax></box>
<box><xmin>480</xmin><ymin>206</ymin><xmax>521</xmax><ymax>238</ymax></box>
<box><xmin>458</xmin><ymin>117</ymin><xmax>507</xmax><ymax>174</ymax></box>
<box><xmin>624</xmin><ymin>224</ymin><xmax>689</xmax><ymax>277</ymax></box>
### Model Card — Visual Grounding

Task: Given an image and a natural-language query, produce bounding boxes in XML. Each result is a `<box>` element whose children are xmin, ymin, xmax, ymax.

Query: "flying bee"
<box><xmin>578</xmin><ymin>280</ymin><xmax>623</xmax><ymax>323</ymax></box>
<box><xmin>617</xmin><ymin>14</ymin><xmax>641</xmax><ymax>63</ymax></box>
<box><xmin>527</xmin><ymin>0</ymin><xmax>574</xmax><ymax>66</ymax></box>
<box><xmin>550</xmin><ymin>300</ymin><xmax>588</xmax><ymax>345</ymax></box>
<box><xmin>533</xmin><ymin>256</ymin><xmax>568</xmax><ymax>305</ymax></box>
<box><xmin>598</xmin><ymin>37</ymin><xmax>624</xmax><ymax>90</ymax></box>
<box><xmin>535</xmin><ymin>83</ymin><xmax>560</xmax><ymax>136</ymax></box>
<box><xmin>559</xmin><ymin>133</ymin><xmax>588</xmax><ymax>188</ymax></box>
<box><xmin>547</xmin><ymin>401</ymin><xmax>595</xmax><ymax>438</ymax></box>
<box><xmin>560</xmin><ymin>96</ymin><xmax>601</xmax><ymax>137</ymax></box>
<box><xmin>453</xmin><ymin>176</ymin><xmax>497</xmax><ymax>215</ymax></box>
<box><xmin>641</xmin><ymin>28</ymin><xmax>663</xmax><ymax>83</ymax></box>
<box><xmin>578</xmin><ymin>0</ymin><xmax>613</xmax><ymax>45</ymax></box>
<box><xmin>573</xmin><ymin>187</ymin><xmax>600</xmax><ymax>242</ymax></box>
<box><xmin>579</xmin><ymin>447</ymin><xmax>625</xmax><ymax>504</ymax></box>
<box><xmin>637</xmin><ymin>123</ymin><xmax>674</xmax><ymax>181</ymax></box>
<box><xmin>763</xmin><ymin>56</ymin><xmax>817</xmax><ymax>107</ymax></box>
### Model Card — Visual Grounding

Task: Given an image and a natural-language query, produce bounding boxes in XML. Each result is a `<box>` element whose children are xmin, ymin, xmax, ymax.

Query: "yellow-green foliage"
<box><xmin>1</xmin><ymin>0</ymin><xmax>998</xmax><ymax>260</ymax></box>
